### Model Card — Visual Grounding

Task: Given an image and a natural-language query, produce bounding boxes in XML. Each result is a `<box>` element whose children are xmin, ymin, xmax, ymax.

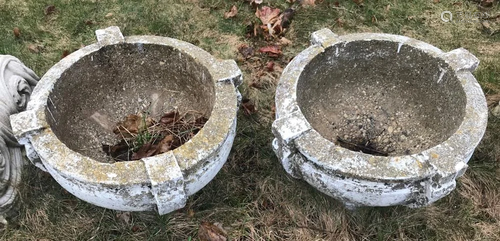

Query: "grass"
<box><xmin>1</xmin><ymin>0</ymin><xmax>500</xmax><ymax>240</ymax></box>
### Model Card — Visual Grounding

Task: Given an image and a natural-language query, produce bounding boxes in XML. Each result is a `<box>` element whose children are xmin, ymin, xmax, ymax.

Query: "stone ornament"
<box><xmin>272</xmin><ymin>28</ymin><xmax>487</xmax><ymax>208</ymax></box>
<box><xmin>0</xmin><ymin>55</ymin><xmax>38</xmax><ymax>220</ymax></box>
<box><xmin>10</xmin><ymin>27</ymin><xmax>241</xmax><ymax>215</ymax></box>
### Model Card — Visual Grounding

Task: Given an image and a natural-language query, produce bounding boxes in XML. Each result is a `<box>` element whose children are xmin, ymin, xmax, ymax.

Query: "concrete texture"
<box><xmin>272</xmin><ymin>28</ymin><xmax>487</xmax><ymax>208</ymax></box>
<box><xmin>10</xmin><ymin>26</ymin><xmax>241</xmax><ymax>215</ymax></box>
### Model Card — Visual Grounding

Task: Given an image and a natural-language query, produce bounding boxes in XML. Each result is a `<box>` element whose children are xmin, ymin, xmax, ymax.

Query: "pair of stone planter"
<box><xmin>7</xmin><ymin>27</ymin><xmax>487</xmax><ymax>215</ymax></box>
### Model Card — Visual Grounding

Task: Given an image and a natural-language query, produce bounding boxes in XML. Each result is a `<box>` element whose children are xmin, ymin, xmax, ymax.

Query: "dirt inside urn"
<box><xmin>46</xmin><ymin>43</ymin><xmax>215</xmax><ymax>162</ymax></box>
<box><xmin>297</xmin><ymin>40</ymin><xmax>466</xmax><ymax>156</ymax></box>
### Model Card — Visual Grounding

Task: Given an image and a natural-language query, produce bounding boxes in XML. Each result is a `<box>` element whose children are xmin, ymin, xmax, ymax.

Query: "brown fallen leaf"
<box><xmin>187</xmin><ymin>208</ymin><xmax>195</xmax><ymax>218</ymax></box>
<box><xmin>85</xmin><ymin>20</ymin><xmax>94</xmax><ymax>25</ymax></box>
<box><xmin>280</xmin><ymin>8</ymin><xmax>294</xmax><ymax>29</ymax></box>
<box><xmin>433</xmin><ymin>0</ymin><xmax>440</xmax><ymax>3</ymax></box>
<box><xmin>487</xmin><ymin>93</ymin><xmax>500</xmax><ymax>107</ymax></box>
<box><xmin>102</xmin><ymin>141</ymin><xmax>130</xmax><ymax>161</ymax></box>
<box><xmin>114</xmin><ymin>114</ymin><xmax>154</xmax><ymax>137</ymax></box>
<box><xmin>255</xmin><ymin>6</ymin><xmax>281</xmax><ymax>25</ymax></box>
<box><xmin>224</xmin><ymin>5</ymin><xmax>238</xmax><ymax>19</ymax></box>
<box><xmin>44</xmin><ymin>5</ymin><xmax>56</xmax><ymax>15</ymax></box>
<box><xmin>352</xmin><ymin>0</ymin><xmax>363</xmax><ymax>5</ymax></box>
<box><xmin>160</xmin><ymin>111</ymin><xmax>179</xmax><ymax>125</ymax></box>
<box><xmin>13</xmin><ymin>27</ymin><xmax>20</xmax><ymax>38</ymax></box>
<box><xmin>266</xmin><ymin>61</ymin><xmax>275</xmax><ymax>72</ymax></box>
<box><xmin>198</xmin><ymin>221</ymin><xmax>227</xmax><ymax>241</ymax></box>
<box><xmin>249</xmin><ymin>80</ymin><xmax>262</xmax><ymax>89</ymax></box>
<box><xmin>238</xmin><ymin>44</ymin><xmax>254</xmax><ymax>58</ymax></box>
<box><xmin>28</xmin><ymin>44</ymin><xmax>39</xmax><ymax>53</ymax></box>
<box><xmin>105</xmin><ymin>12</ymin><xmax>113</xmax><ymax>18</ymax></box>
<box><xmin>372</xmin><ymin>15</ymin><xmax>377</xmax><ymax>23</ymax></box>
<box><xmin>259</xmin><ymin>45</ymin><xmax>282</xmax><ymax>57</ymax></box>
<box><xmin>61</xmin><ymin>50</ymin><xmax>70</xmax><ymax>59</ymax></box>
<box><xmin>131</xmin><ymin>225</ymin><xmax>142</xmax><ymax>232</ymax></box>
<box><xmin>336</xmin><ymin>18</ymin><xmax>345</xmax><ymax>27</ymax></box>
<box><xmin>241</xmin><ymin>98</ymin><xmax>257</xmax><ymax>115</ymax></box>
<box><xmin>481</xmin><ymin>0</ymin><xmax>494</xmax><ymax>7</ymax></box>
<box><xmin>132</xmin><ymin>142</ymin><xmax>156</xmax><ymax>160</ymax></box>
<box><xmin>301</xmin><ymin>0</ymin><xmax>316</xmax><ymax>6</ymax></box>
<box><xmin>279</xmin><ymin>37</ymin><xmax>292</xmax><ymax>46</ymax></box>
<box><xmin>116</xmin><ymin>211</ymin><xmax>131</xmax><ymax>224</ymax></box>
<box><xmin>157</xmin><ymin>134</ymin><xmax>174</xmax><ymax>154</ymax></box>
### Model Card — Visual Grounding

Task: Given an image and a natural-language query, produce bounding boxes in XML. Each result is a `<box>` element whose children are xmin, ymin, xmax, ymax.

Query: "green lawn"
<box><xmin>1</xmin><ymin>0</ymin><xmax>499</xmax><ymax>240</ymax></box>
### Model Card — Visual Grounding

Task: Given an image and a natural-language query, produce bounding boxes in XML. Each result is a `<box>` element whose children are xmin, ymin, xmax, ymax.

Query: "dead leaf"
<box><xmin>198</xmin><ymin>221</ymin><xmax>227</xmax><ymax>241</ymax></box>
<box><xmin>102</xmin><ymin>141</ymin><xmax>130</xmax><ymax>161</ymax></box>
<box><xmin>116</xmin><ymin>211</ymin><xmax>131</xmax><ymax>224</ymax></box>
<box><xmin>274</xmin><ymin>63</ymin><xmax>283</xmax><ymax>73</ymax></box>
<box><xmin>301</xmin><ymin>0</ymin><xmax>316</xmax><ymax>6</ymax></box>
<box><xmin>157</xmin><ymin>135</ymin><xmax>174</xmax><ymax>154</ymax></box>
<box><xmin>188</xmin><ymin>209</ymin><xmax>195</xmax><ymax>218</ymax></box>
<box><xmin>433</xmin><ymin>0</ymin><xmax>440</xmax><ymax>3</ymax></box>
<box><xmin>266</xmin><ymin>61</ymin><xmax>275</xmax><ymax>71</ymax></box>
<box><xmin>44</xmin><ymin>5</ymin><xmax>56</xmax><ymax>15</ymax></box>
<box><xmin>352</xmin><ymin>0</ymin><xmax>363</xmax><ymax>5</ymax></box>
<box><xmin>238</xmin><ymin>44</ymin><xmax>254</xmax><ymax>58</ymax></box>
<box><xmin>255</xmin><ymin>6</ymin><xmax>281</xmax><ymax>25</ymax></box>
<box><xmin>160</xmin><ymin>111</ymin><xmax>179</xmax><ymax>125</ymax></box>
<box><xmin>13</xmin><ymin>27</ymin><xmax>20</xmax><ymax>38</ymax></box>
<box><xmin>372</xmin><ymin>15</ymin><xmax>377</xmax><ymax>23</ymax></box>
<box><xmin>259</xmin><ymin>45</ymin><xmax>282</xmax><ymax>57</ymax></box>
<box><xmin>486</xmin><ymin>93</ymin><xmax>500</xmax><ymax>107</ymax></box>
<box><xmin>481</xmin><ymin>0</ymin><xmax>494</xmax><ymax>7</ymax></box>
<box><xmin>61</xmin><ymin>50</ymin><xmax>70</xmax><ymax>59</ymax></box>
<box><xmin>132</xmin><ymin>142</ymin><xmax>156</xmax><ymax>160</ymax></box>
<box><xmin>336</xmin><ymin>18</ymin><xmax>345</xmax><ymax>27</ymax></box>
<box><xmin>334</xmin><ymin>1</ymin><xmax>340</xmax><ymax>7</ymax></box>
<box><xmin>241</xmin><ymin>98</ymin><xmax>257</xmax><ymax>115</ymax></box>
<box><xmin>224</xmin><ymin>5</ymin><xmax>238</xmax><ymax>19</ymax></box>
<box><xmin>279</xmin><ymin>8</ymin><xmax>294</xmax><ymax>29</ymax></box>
<box><xmin>105</xmin><ymin>12</ymin><xmax>113</xmax><ymax>18</ymax></box>
<box><xmin>114</xmin><ymin>114</ymin><xmax>154</xmax><ymax>137</ymax></box>
<box><xmin>28</xmin><ymin>44</ymin><xmax>39</xmax><ymax>53</ymax></box>
<box><xmin>85</xmin><ymin>20</ymin><xmax>94</xmax><ymax>25</ymax></box>
<box><xmin>249</xmin><ymin>80</ymin><xmax>262</xmax><ymax>89</ymax></box>
<box><xmin>279</xmin><ymin>37</ymin><xmax>292</xmax><ymax>46</ymax></box>
<box><xmin>131</xmin><ymin>225</ymin><xmax>142</xmax><ymax>232</ymax></box>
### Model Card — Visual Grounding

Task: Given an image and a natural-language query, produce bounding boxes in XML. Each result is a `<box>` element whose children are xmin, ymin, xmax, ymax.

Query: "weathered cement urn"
<box><xmin>272</xmin><ymin>29</ymin><xmax>487</xmax><ymax>208</ymax></box>
<box><xmin>10</xmin><ymin>27</ymin><xmax>241</xmax><ymax>214</ymax></box>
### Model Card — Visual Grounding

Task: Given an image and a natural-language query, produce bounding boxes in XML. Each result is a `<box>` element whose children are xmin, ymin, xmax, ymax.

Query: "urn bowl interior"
<box><xmin>46</xmin><ymin>43</ymin><xmax>215</xmax><ymax>161</ymax></box>
<box><xmin>297</xmin><ymin>40</ymin><xmax>466</xmax><ymax>156</ymax></box>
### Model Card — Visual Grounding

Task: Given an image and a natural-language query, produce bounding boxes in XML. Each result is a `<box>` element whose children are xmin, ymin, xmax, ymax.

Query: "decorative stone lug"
<box><xmin>272</xmin><ymin>28</ymin><xmax>487</xmax><ymax>208</ymax></box>
<box><xmin>9</xmin><ymin>26</ymin><xmax>241</xmax><ymax>214</ymax></box>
